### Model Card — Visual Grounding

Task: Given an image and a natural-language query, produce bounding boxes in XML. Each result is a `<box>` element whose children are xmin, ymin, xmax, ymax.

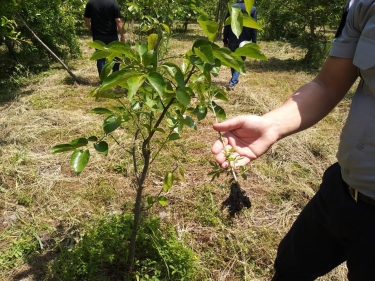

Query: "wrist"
<box><xmin>261</xmin><ymin>113</ymin><xmax>284</xmax><ymax>141</ymax></box>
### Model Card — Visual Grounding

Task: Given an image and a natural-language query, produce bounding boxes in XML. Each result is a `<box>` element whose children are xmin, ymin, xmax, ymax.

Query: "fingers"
<box><xmin>212</xmin><ymin>116</ymin><xmax>247</xmax><ymax>133</ymax></box>
<box><xmin>212</xmin><ymin>137</ymin><xmax>251</xmax><ymax>169</ymax></box>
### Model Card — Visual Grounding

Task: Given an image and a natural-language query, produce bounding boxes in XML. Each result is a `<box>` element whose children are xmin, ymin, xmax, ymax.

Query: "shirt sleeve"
<box><xmin>114</xmin><ymin>3</ymin><xmax>122</xmax><ymax>19</ymax></box>
<box><xmin>84</xmin><ymin>3</ymin><xmax>91</xmax><ymax>18</ymax></box>
<box><xmin>329</xmin><ymin>0</ymin><xmax>375</xmax><ymax>60</ymax></box>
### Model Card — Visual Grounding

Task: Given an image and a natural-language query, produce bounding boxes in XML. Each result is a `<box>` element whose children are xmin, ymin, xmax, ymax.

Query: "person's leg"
<box><xmin>96</xmin><ymin>58</ymin><xmax>106</xmax><ymax>76</ymax></box>
<box><xmin>228</xmin><ymin>41</ymin><xmax>241</xmax><ymax>88</ymax></box>
<box><xmin>229</xmin><ymin>68</ymin><xmax>240</xmax><ymax>87</ymax></box>
<box><xmin>272</xmin><ymin>163</ymin><xmax>347</xmax><ymax>281</ymax></box>
<box><xmin>338</xmin><ymin>185</ymin><xmax>375</xmax><ymax>280</ymax></box>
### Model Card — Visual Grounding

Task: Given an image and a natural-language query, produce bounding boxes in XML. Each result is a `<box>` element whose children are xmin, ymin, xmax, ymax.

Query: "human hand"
<box><xmin>211</xmin><ymin>115</ymin><xmax>279</xmax><ymax>169</ymax></box>
<box><xmin>120</xmin><ymin>35</ymin><xmax>125</xmax><ymax>42</ymax></box>
<box><xmin>224</xmin><ymin>43</ymin><xmax>228</xmax><ymax>48</ymax></box>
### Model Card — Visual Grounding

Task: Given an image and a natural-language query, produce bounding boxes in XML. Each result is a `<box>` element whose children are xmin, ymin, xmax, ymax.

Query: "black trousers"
<box><xmin>272</xmin><ymin>163</ymin><xmax>375</xmax><ymax>281</ymax></box>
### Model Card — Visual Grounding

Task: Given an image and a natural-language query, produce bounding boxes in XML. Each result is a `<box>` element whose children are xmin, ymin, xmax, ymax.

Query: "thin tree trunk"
<box><xmin>20</xmin><ymin>19</ymin><xmax>79</xmax><ymax>83</ymax></box>
<box><xmin>215</xmin><ymin>0</ymin><xmax>230</xmax><ymax>40</ymax></box>
<box><xmin>5</xmin><ymin>40</ymin><xmax>20</xmax><ymax>64</ymax></box>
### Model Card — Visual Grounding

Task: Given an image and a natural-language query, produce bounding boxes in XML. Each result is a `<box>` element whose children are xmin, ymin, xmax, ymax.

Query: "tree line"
<box><xmin>0</xmin><ymin>0</ymin><xmax>345</xmax><ymax>80</ymax></box>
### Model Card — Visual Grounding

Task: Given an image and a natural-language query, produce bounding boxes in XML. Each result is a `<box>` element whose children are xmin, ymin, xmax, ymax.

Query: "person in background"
<box><xmin>212</xmin><ymin>0</ymin><xmax>375</xmax><ymax>279</ymax></box>
<box><xmin>84</xmin><ymin>0</ymin><xmax>125</xmax><ymax>76</ymax></box>
<box><xmin>223</xmin><ymin>0</ymin><xmax>257</xmax><ymax>91</ymax></box>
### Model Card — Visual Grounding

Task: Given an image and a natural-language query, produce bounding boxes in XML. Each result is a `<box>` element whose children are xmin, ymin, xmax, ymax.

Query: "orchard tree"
<box><xmin>257</xmin><ymin>0</ymin><xmax>343</xmax><ymax>63</ymax></box>
<box><xmin>1</xmin><ymin>0</ymin><xmax>81</xmax><ymax>74</ymax></box>
<box><xmin>51</xmin><ymin>0</ymin><xmax>265</xmax><ymax>275</ymax></box>
<box><xmin>125</xmin><ymin>0</ymin><xmax>205</xmax><ymax>33</ymax></box>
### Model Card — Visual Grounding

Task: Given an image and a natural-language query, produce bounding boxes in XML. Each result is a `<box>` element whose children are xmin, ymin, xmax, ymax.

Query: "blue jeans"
<box><xmin>92</xmin><ymin>35</ymin><xmax>120</xmax><ymax>76</ymax></box>
<box><xmin>228</xmin><ymin>41</ymin><xmax>245</xmax><ymax>87</ymax></box>
<box><xmin>272</xmin><ymin>163</ymin><xmax>375</xmax><ymax>281</ymax></box>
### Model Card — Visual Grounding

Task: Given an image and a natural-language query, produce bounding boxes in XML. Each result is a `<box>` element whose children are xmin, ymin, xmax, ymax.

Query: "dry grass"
<box><xmin>0</xmin><ymin>26</ymin><xmax>354</xmax><ymax>280</ymax></box>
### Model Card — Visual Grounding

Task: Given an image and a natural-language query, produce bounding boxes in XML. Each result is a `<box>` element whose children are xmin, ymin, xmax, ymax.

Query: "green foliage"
<box><xmin>257</xmin><ymin>0</ymin><xmax>343</xmax><ymax>63</ymax></box>
<box><xmin>0</xmin><ymin>0</ymin><xmax>81</xmax><ymax>77</ymax></box>
<box><xmin>48</xmin><ymin>214</ymin><xmax>197</xmax><ymax>280</ymax></box>
<box><xmin>0</xmin><ymin>230</ymin><xmax>38</xmax><ymax>270</ymax></box>
<box><xmin>125</xmin><ymin>0</ymin><xmax>206</xmax><ymax>33</ymax></box>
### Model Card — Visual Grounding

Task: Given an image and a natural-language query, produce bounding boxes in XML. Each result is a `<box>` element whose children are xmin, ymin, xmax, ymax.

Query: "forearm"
<box><xmin>115</xmin><ymin>18</ymin><xmax>125</xmax><ymax>40</ymax></box>
<box><xmin>263</xmin><ymin>56</ymin><xmax>358</xmax><ymax>140</ymax></box>
<box><xmin>84</xmin><ymin>17</ymin><xmax>91</xmax><ymax>31</ymax></box>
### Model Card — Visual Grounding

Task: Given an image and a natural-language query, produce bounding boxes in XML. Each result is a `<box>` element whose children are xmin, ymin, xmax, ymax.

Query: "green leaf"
<box><xmin>94</xmin><ymin>141</ymin><xmax>108</xmax><ymax>156</ymax></box>
<box><xmin>176</xmin><ymin>89</ymin><xmax>191</xmax><ymax>106</ymax></box>
<box><xmin>161</xmin><ymin>23</ymin><xmax>170</xmax><ymax>34</ymax></box>
<box><xmin>100</xmin><ymin>68</ymin><xmax>128</xmax><ymax>91</ymax></box>
<box><xmin>194</xmin><ymin>45</ymin><xmax>214</xmax><ymax>65</ymax></box>
<box><xmin>127</xmin><ymin>76</ymin><xmax>146</xmax><ymax>101</ymax></box>
<box><xmin>87</xmin><ymin>40</ymin><xmax>106</xmax><ymax>50</ymax></box>
<box><xmin>103</xmin><ymin>115</ymin><xmax>121</xmax><ymax>134</ymax></box>
<box><xmin>197</xmin><ymin>15</ymin><xmax>219</xmax><ymax>42</ymax></box>
<box><xmin>89</xmin><ymin>108</ymin><xmax>114</xmax><ymax>115</ymax></box>
<box><xmin>100</xmin><ymin>61</ymin><xmax>116</xmax><ymax>81</ymax></box>
<box><xmin>147</xmin><ymin>196</ymin><xmax>154</xmax><ymax>205</ymax></box>
<box><xmin>244</xmin><ymin>0</ymin><xmax>255</xmax><ymax>15</ymax></box>
<box><xmin>148</xmin><ymin>33</ymin><xmax>158</xmax><ymax>50</ymax></box>
<box><xmin>153</xmin><ymin>127</ymin><xmax>166</xmax><ymax>133</ymax></box>
<box><xmin>70</xmin><ymin>149</ymin><xmax>90</xmax><ymax>175</ymax></box>
<box><xmin>235</xmin><ymin>43</ymin><xmax>267</xmax><ymax>60</ymax></box>
<box><xmin>142</xmin><ymin>50</ymin><xmax>157</xmax><ymax>67</ymax></box>
<box><xmin>213</xmin><ymin>90</ymin><xmax>229</xmax><ymax>102</ymax></box>
<box><xmin>70</xmin><ymin>138</ymin><xmax>88</xmax><ymax>148</ymax></box>
<box><xmin>136</xmin><ymin>43</ymin><xmax>148</xmax><ymax>57</ymax></box>
<box><xmin>243</xmin><ymin>14</ymin><xmax>261</xmax><ymax>29</ymax></box>
<box><xmin>230</xmin><ymin>7</ymin><xmax>243</xmax><ymax>39</ymax></box>
<box><xmin>158</xmin><ymin>196</ymin><xmax>168</xmax><ymax>207</ymax></box>
<box><xmin>225</xmin><ymin>14</ymin><xmax>261</xmax><ymax>30</ymax></box>
<box><xmin>194</xmin><ymin>104</ymin><xmax>207</xmax><ymax>121</ymax></box>
<box><xmin>213</xmin><ymin>48</ymin><xmax>244</xmax><ymax>73</ymax></box>
<box><xmin>50</xmin><ymin>144</ymin><xmax>75</xmax><ymax>154</ymax></box>
<box><xmin>147</xmin><ymin>72</ymin><xmax>166</xmax><ymax>97</ymax></box>
<box><xmin>180</xmin><ymin>115</ymin><xmax>197</xmax><ymax>130</ymax></box>
<box><xmin>168</xmin><ymin>133</ymin><xmax>181</xmax><ymax>141</ymax></box>
<box><xmin>90</xmin><ymin>50</ymin><xmax>111</xmax><ymax>61</ymax></box>
<box><xmin>163</xmin><ymin>172</ymin><xmax>173</xmax><ymax>192</ymax></box>
<box><xmin>107</xmin><ymin>41</ymin><xmax>138</xmax><ymax>60</ymax></box>
<box><xmin>161</xmin><ymin>63</ymin><xmax>185</xmax><ymax>89</ymax></box>
<box><xmin>211</xmin><ymin>101</ymin><xmax>226</xmax><ymax>120</ymax></box>
<box><xmin>88</xmin><ymin>136</ymin><xmax>98</xmax><ymax>142</ymax></box>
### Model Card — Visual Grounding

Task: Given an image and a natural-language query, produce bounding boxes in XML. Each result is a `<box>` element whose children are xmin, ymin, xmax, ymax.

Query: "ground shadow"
<box><xmin>245</xmin><ymin>56</ymin><xmax>320</xmax><ymax>74</ymax></box>
<box><xmin>222</xmin><ymin>182</ymin><xmax>252</xmax><ymax>217</ymax></box>
<box><xmin>171</xmin><ymin>32</ymin><xmax>208</xmax><ymax>43</ymax></box>
<box><xmin>0</xmin><ymin>86</ymin><xmax>35</xmax><ymax>104</ymax></box>
<box><xmin>63</xmin><ymin>74</ymin><xmax>100</xmax><ymax>87</ymax></box>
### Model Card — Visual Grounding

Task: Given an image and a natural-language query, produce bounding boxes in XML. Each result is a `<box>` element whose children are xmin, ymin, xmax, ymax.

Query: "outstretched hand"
<box><xmin>211</xmin><ymin>115</ymin><xmax>279</xmax><ymax>169</ymax></box>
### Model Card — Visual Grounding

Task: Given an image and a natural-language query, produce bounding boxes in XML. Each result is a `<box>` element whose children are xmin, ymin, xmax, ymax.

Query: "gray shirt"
<box><xmin>330</xmin><ymin>0</ymin><xmax>375</xmax><ymax>196</ymax></box>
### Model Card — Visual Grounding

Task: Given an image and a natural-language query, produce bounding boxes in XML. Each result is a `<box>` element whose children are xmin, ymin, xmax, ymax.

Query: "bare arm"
<box><xmin>115</xmin><ymin>18</ymin><xmax>125</xmax><ymax>42</ymax></box>
<box><xmin>263</xmin><ymin>56</ymin><xmax>359</xmax><ymax>140</ymax></box>
<box><xmin>212</xmin><ymin>56</ymin><xmax>359</xmax><ymax>168</ymax></box>
<box><xmin>84</xmin><ymin>17</ymin><xmax>91</xmax><ymax>31</ymax></box>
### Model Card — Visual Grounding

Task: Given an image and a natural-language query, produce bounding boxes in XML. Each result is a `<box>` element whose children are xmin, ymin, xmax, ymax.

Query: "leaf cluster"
<box><xmin>51</xmin><ymin>13</ymin><xmax>266</xmax><ymax>207</ymax></box>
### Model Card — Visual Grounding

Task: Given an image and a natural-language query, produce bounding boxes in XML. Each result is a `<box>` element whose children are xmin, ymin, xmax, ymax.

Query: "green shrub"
<box><xmin>48</xmin><ymin>214</ymin><xmax>196</xmax><ymax>280</ymax></box>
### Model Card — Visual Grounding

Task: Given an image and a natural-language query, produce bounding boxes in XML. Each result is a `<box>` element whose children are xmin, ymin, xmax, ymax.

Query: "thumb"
<box><xmin>212</xmin><ymin>116</ymin><xmax>247</xmax><ymax>132</ymax></box>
